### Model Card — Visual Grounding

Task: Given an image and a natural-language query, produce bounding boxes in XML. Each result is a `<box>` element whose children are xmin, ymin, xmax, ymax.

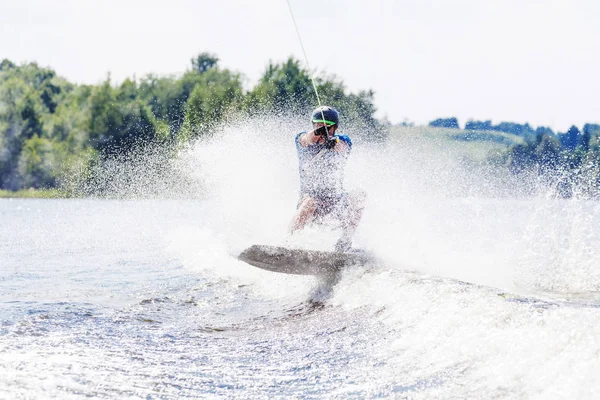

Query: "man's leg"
<box><xmin>289</xmin><ymin>195</ymin><xmax>318</xmax><ymax>233</ymax></box>
<box><xmin>335</xmin><ymin>190</ymin><xmax>367</xmax><ymax>252</ymax></box>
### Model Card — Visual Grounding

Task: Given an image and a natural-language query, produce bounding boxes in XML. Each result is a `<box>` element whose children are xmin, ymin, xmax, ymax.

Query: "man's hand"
<box><xmin>324</xmin><ymin>137</ymin><xmax>337</xmax><ymax>149</ymax></box>
<box><xmin>314</xmin><ymin>126</ymin><xmax>329</xmax><ymax>137</ymax></box>
<box><xmin>299</xmin><ymin>127</ymin><xmax>332</xmax><ymax>147</ymax></box>
<box><xmin>326</xmin><ymin>137</ymin><xmax>348</xmax><ymax>153</ymax></box>
<box><xmin>334</xmin><ymin>139</ymin><xmax>348</xmax><ymax>153</ymax></box>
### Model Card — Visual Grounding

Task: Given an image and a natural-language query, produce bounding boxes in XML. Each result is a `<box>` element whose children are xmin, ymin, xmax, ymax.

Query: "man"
<box><xmin>289</xmin><ymin>105</ymin><xmax>366</xmax><ymax>252</ymax></box>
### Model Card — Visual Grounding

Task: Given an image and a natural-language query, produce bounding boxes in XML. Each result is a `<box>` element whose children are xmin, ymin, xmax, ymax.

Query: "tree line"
<box><xmin>429</xmin><ymin>117</ymin><xmax>600</xmax><ymax>198</ymax></box>
<box><xmin>0</xmin><ymin>54</ymin><xmax>383</xmax><ymax>191</ymax></box>
<box><xmin>3</xmin><ymin>50</ymin><xmax>598</xmax><ymax>199</ymax></box>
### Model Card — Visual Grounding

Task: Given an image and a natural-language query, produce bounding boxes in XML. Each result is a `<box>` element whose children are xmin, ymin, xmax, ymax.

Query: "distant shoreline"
<box><xmin>0</xmin><ymin>189</ymin><xmax>69</xmax><ymax>199</ymax></box>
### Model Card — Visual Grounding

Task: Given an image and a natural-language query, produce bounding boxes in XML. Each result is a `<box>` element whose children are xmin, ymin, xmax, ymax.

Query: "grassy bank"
<box><xmin>388</xmin><ymin>125</ymin><xmax>524</xmax><ymax>162</ymax></box>
<box><xmin>0</xmin><ymin>189</ymin><xmax>70</xmax><ymax>199</ymax></box>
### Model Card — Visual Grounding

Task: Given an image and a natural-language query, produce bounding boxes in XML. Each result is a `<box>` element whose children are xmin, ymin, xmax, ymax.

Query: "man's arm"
<box><xmin>299</xmin><ymin>134</ymin><xmax>350</xmax><ymax>154</ymax></box>
<box><xmin>299</xmin><ymin>129</ymin><xmax>349</xmax><ymax>153</ymax></box>
<box><xmin>332</xmin><ymin>139</ymin><xmax>349</xmax><ymax>153</ymax></box>
<box><xmin>298</xmin><ymin>129</ymin><xmax>320</xmax><ymax>147</ymax></box>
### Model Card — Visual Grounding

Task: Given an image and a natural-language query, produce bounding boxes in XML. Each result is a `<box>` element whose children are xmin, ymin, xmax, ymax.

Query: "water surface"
<box><xmin>1</xmin><ymin>198</ymin><xmax>600</xmax><ymax>399</ymax></box>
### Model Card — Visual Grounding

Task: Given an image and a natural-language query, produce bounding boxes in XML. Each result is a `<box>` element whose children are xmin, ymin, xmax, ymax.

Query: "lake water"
<box><xmin>3</xmin><ymin>126</ymin><xmax>600</xmax><ymax>398</ymax></box>
<box><xmin>2</xmin><ymin>195</ymin><xmax>600</xmax><ymax>399</ymax></box>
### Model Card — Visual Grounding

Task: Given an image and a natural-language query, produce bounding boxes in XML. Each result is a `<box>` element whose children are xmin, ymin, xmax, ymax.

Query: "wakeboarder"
<box><xmin>289</xmin><ymin>106</ymin><xmax>366</xmax><ymax>252</ymax></box>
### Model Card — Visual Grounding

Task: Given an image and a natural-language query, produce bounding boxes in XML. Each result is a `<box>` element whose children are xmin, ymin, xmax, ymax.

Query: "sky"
<box><xmin>1</xmin><ymin>0</ymin><xmax>598</xmax><ymax>132</ymax></box>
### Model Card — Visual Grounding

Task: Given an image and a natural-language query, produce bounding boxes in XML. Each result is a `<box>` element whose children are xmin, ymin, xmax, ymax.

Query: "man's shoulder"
<box><xmin>335</xmin><ymin>133</ymin><xmax>352</xmax><ymax>147</ymax></box>
<box><xmin>295</xmin><ymin>131</ymin><xmax>308</xmax><ymax>141</ymax></box>
<box><xmin>295</xmin><ymin>131</ymin><xmax>307</xmax><ymax>147</ymax></box>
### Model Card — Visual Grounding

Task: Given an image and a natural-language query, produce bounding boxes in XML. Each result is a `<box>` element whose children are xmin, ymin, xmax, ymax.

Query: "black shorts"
<box><xmin>298</xmin><ymin>192</ymin><xmax>350</xmax><ymax>221</ymax></box>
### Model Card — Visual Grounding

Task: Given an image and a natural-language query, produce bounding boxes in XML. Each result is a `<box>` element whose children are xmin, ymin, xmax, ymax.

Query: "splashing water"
<box><xmin>175</xmin><ymin>118</ymin><xmax>600</xmax><ymax>294</ymax></box>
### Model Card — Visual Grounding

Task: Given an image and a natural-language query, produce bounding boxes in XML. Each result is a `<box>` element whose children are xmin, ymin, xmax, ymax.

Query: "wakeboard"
<box><xmin>238</xmin><ymin>244</ymin><xmax>374</xmax><ymax>276</ymax></box>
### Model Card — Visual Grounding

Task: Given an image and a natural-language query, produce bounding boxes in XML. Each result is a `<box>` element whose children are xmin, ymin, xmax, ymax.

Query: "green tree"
<box><xmin>507</xmin><ymin>141</ymin><xmax>537</xmax><ymax>174</ymax></box>
<box><xmin>465</xmin><ymin>120</ymin><xmax>493</xmax><ymax>131</ymax></box>
<box><xmin>0</xmin><ymin>59</ymin><xmax>16</xmax><ymax>71</ymax></box>
<box><xmin>19</xmin><ymin>92</ymin><xmax>44</xmax><ymax>140</ymax></box>
<box><xmin>245</xmin><ymin>57</ymin><xmax>314</xmax><ymax>115</ymax></box>
<box><xmin>88</xmin><ymin>79</ymin><xmax>160</xmax><ymax>153</ymax></box>
<box><xmin>534</xmin><ymin>133</ymin><xmax>560</xmax><ymax>178</ymax></box>
<box><xmin>138</xmin><ymin>70</ymin><xmax>213</xmax><ymax>137</ymax></box>
<box><xmin>181</xmin><ymin>69</ymin><xmax>243</xmax><ymax>139</ymax></box>
<box><xmin>429</xmin><ymin>117</ymin><xmax>459</xmax><ymax>129</ymax></box>
<box><xmin>559</xmin><ymin>125</ymin><xmax>580</xmax><ymax>150</ymax></box>
<box><xmin>191</xmin><ymin>52</ymin><xmax>219</xmax><ymax>73</ymax></box>
<box><xmin>18</xmin><ymin>135</ymin><xmax>67</xmax><ymax>188</ymax></box>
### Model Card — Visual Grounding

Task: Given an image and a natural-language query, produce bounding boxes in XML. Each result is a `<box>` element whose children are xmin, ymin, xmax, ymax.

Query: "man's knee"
<box><xmin>299</xmin><ymin>195</ymin><xmax>318</xmax><ymax>213</ymax></box>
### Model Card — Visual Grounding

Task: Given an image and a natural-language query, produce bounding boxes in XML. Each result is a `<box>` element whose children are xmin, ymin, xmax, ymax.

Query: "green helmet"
<box><xmin>311</xmin><ymin>106</ymin><xmax>339</xmax><ymax>127</ymax></box>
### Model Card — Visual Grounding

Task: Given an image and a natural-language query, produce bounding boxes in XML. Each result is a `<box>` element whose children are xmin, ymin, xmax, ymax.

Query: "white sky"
<box><xmin>1</xmin><ymin>0</ymin><xmax>598</xmax><ymax>131</ymax></box>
